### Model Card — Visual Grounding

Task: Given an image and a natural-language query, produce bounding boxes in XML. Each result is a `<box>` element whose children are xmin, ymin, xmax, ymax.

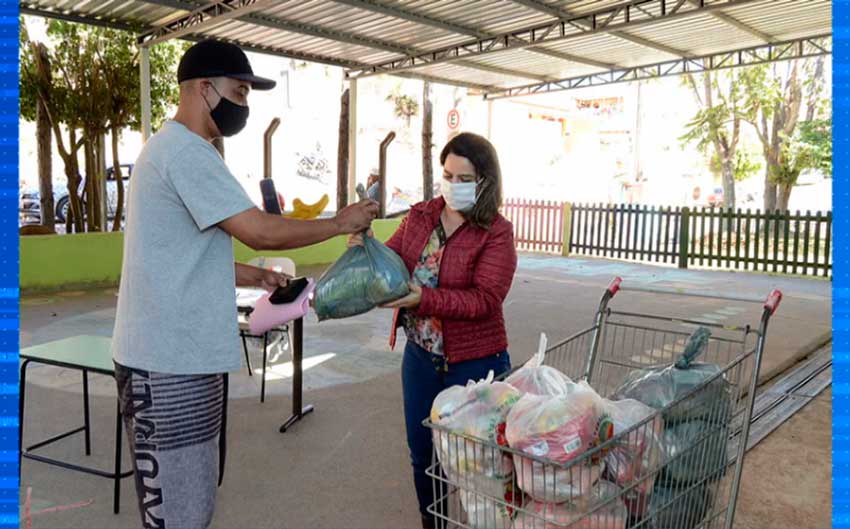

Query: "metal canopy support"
<box><xmin>140</xmin><ymin>46</ymin><xmax>152</xmax><ymax>141</ymax></box>
<box><xmin>345</xmin><ymin>0</ymin><xmax>766</xmax><ymax>79</ymax></box>
<box><xmin>332</xmin><ymin>0</ymin><xmax>619</xmax><ymax>70</ymax></box>
<box><xmin>139</xmin><ymin>0</ymin><xmax>281</xmax><ymax>47</ymax></box>
<box><xmin>347</xmin><ymin>78</ymin><xmax>357</xmax><ymax>206</ymax></box>
<box><xmin>484</xmin><ymin>35</ymin><xmax>832</xmax><ymax>100</ymax></box>
<box><xmin>137</xmin><ymin>0</ymin><xmax>549</xmax><ymax>82</ymax></box>
<box><xmin>510</xmin><ymin>0</ymin><xmax>692</xmax><ymax>57</ymax></box>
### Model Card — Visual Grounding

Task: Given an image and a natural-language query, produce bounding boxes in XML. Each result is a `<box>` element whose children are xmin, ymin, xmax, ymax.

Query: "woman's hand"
<box><xmin>347</xmin><ymin>228</ymin><xmax>374</xmax><ymax>248</ymax></box>
<box><xmin>381</xmin><ymin>283</ymin><xmax>422</xmax><ymax>309</ymax></box>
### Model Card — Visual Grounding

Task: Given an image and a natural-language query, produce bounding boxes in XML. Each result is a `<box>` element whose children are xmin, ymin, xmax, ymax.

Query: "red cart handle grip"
<box><xmin>607</xmin><ymin>277</ymin><xmax>622</xmax><ymax>297</ymax></box>
<box><xmin>764</xmin><ymin>290</ymin><xmax>782</xmax><ymax>315</ymax></box>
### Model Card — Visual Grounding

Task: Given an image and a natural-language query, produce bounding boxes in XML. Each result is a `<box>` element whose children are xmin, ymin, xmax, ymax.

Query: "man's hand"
<box><xmin>335</xmin><ymin>199</ymin><xmax>379</xmax><ymax>234</ymax></box>
<box><xmin>259</xmin><ymin>268</ymin><xmax>291</xmax><ymax>292</ymax></box>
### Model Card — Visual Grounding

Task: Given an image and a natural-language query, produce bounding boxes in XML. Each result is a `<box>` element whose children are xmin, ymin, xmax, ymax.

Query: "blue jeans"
<box><xmin>401</xmin><ymin>340</ymin><xmax>511</xmax><ymax>519</ymax></box>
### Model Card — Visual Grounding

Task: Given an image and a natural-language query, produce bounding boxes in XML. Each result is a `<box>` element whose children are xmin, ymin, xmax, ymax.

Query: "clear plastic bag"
<box><xmin>431</xmin><ymin>371</ymin><xmax>523</xmax><ymax>529</ymax></box>
<box><xmin>513</xmin><ymin>481</ymin><xmax>628</xmax><ymax>529</ymax></box>
<box><xmin>313</xmin><ymin>232</ymin><xmax>410</xmax><ymax>321</ymax></box>
<box><xmin>505</xmin><ymin>344</ymin><xmax>574</xmax><ymax>397</ymax></box>
<box><xmin>601</xmin><ymin>399</ymin><xmax>663</xmax><ymax>519</ymax></box>
<box><xmin>506</xmin><ymin>382</ymin><xmax>610</xmax><ymax>502</ymax></box>
<box><xmin>611</xmin><ymin>327</ymin><xmax>733</xmax><ymax>425</ymax></box>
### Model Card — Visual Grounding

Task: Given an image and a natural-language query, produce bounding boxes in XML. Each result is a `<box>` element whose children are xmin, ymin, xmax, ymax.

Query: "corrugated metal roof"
<box><xmin>20</xmin><ymin>0</ymin><xmax>832</xmax><ymax>96</ymax></box>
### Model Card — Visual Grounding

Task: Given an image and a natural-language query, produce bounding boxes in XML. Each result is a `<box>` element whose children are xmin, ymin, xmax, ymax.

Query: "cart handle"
<box><xmin>764</xmin><ymin>289</ymin><xmax>783</xmax><ymax>315</ymax></box>
<box><xmin>617</xmin><ymin>283</ymin><xmax>772</xmax><ymax>305</ymax></box>
<box><xmin>606</xmin><ymin>277</ymin><xmax>622</xmax><ymax>297</ymax></box>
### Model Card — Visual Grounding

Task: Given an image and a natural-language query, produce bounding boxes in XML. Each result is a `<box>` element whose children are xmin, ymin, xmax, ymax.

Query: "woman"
<box><xmin>349</xmin><ymin>132</ymin><xmax>518</xmax><ymax>528</ymax></box>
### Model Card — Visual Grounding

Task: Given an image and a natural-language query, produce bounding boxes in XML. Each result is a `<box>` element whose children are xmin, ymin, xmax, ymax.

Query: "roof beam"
<box><xmin>484</xmin><ymin>35</ymin><xmax>832</xmax><ymax>100</ymax></box>
<box><xmin>345</xmin><ymin>0</ymin><xmax>766</xmax><ymax>79</ymax></box>
<box><xmin>512</xmin><ymin>0</ymin><xmax>691</xmax><ymax>57</ymax></box>
<box><xmin>139</xmin><ymin>0</ymin><xmax>282</xmax><ymax>47</ymax></box>
<box><xmin>332</xmin><ymin>0</ymin><xmax>618</xmax><ymax>69</ymax></box>
<box><xmin>137</xmin><ymin>0</ymin><xmax>554</xmax><ymax>82</ymax></box>
<box><xmin>685</xmin><ymin>0</ymin><xmax>773</xmax><ymax>42</ymax></box>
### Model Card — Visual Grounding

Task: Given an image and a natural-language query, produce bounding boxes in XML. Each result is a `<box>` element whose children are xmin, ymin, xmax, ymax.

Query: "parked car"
<box><xmin>19</xmin><ymin>164</ymin><xmax>133</xmax><ymax>225</ymax></box>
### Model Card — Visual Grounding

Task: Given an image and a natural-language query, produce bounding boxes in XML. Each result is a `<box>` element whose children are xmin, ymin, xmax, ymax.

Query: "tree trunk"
<box><xmin>778</xmin><ymin>183</ymin><xmax>793</xmax><ymax>213</ymax></box>
<box><xmin>36</xmin><ymin>95</ymin><xmax>54</xmax><ymax>228</ymax></box>
<box><xmin>422</xmin><ymin>81</ymin><xmax>433</xmax><ymax>201</ymax></box>
<box><xmin>721</xmin><ymin>158</ymin><xmax>736</xmax><ymax>209</ymax></box>
<box><xmin>112</xmin><ymin>128</ymin><xmax>124</xmax><ymax>231</ymax></box>
<box><xmin>65</xmin><ymin>129</ymin><xmax>85</xmax><ymax>233</ymax></box>
<box><xmin>337</xmin><ymin>88</ymin><xmax>349</xmax><ymax>210</ymax></box>
<box><xmin>84</xmin><ymin>138</ymin><xmax>99</xmax><ymax>232</ymax></box>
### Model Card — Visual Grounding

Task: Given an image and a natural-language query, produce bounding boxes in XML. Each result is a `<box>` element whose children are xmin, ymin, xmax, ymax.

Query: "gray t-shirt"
<box><xmin>112</xmin><ymin>120</ymin><xmax>255</xmax><ymax>375</ymax></box>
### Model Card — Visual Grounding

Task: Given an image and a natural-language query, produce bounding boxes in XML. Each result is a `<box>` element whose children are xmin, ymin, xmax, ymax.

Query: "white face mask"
<box><xmin>443</xmin><ymin>181</ymin><xmax>477</xmax><ymax>212</ymax></box>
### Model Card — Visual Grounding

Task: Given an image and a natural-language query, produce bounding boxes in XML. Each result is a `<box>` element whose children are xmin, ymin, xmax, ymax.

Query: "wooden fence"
<box><xmin>501</xmin><ymin>199</ymin><xmax>564</xmax><ymax>254</ymax></box>
<box><xmin>502</xmin><ymin>199</ymin><xmax>832</xmax><ymax>278</ymax></box>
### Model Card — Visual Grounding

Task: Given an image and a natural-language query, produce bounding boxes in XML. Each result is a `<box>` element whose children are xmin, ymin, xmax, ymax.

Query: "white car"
<box><xmin>19</xmin><ymin>164</ymin><xmax>133</xmax><ymax>225</ymax></box>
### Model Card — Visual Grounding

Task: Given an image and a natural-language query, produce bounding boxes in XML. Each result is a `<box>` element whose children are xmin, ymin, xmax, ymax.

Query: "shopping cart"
<box><xmin>425</xmin><ymin>277</ymin><xmax>782</xmax><ymax>529</ymax></box>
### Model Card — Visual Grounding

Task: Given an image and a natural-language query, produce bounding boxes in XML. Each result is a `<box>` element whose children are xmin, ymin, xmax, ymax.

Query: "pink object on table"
<box><xmin>248</xmin><ymin>278</ymin><xmax>316</xmax><ymax>335</ymax></box>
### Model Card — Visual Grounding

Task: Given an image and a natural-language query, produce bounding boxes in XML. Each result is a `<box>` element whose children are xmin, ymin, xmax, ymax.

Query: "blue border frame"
<box><xmin>836</xmin><ymin>1</ymin><xmax>848</xmax><ymax>527</ymax></box>
<box><xmin>0</xmin><ymin>1</ymin><xmax>17</xmax><ymax>527</ymax></box>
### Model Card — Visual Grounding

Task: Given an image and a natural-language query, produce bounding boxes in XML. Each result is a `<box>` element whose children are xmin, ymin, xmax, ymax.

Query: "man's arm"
<box><xmin>235</xmin><ymin>262</ymin><xmax>263</xmax><ymax>287</ymax></box>
<box><xmin>220</xmin><ymin>199</ymin><xmax>378</xmax><ymax>251</ymax></box>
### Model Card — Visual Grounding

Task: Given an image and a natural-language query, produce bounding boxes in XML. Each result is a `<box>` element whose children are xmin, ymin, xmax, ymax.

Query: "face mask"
<box><xmin>205</xmin><ymin>84</ymin><xmax>249</xmax><ymax>137</ymax></box>
<box><xmin>443</xmin><ymin>181</ymin><xmax>477</xmax><ymax>212</ymax></box>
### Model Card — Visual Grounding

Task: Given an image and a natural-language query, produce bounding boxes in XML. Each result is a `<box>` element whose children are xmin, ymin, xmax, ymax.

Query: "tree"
<box><xmin>33</xmin><ymin>42</ymin><xmax>54</xmax><ymax>229</ymax></box>
<box><xmin>739</xmin><ymin>57</ymin><xmax>828</xmax><ymax>211</ymax></box>
<box><xmin>386</xmin><ymin>86</ymin><xmax>419</xmax><ymax>127</ymax></box>
<box><xmin>20</xmin><ymin>17</ymin><xmax>184</xmax><ymax>232</ymax></box>
<box><xmin>681</xmin><ymin>71</ymin><xmax>745</xmax><ymax>209</ymax></box>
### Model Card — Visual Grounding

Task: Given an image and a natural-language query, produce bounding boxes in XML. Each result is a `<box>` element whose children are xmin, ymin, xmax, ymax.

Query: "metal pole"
<box><xmin>487</xmin><ymin>99</ymin><xmax>494</xmax><ymax>140</ymax></box>
<box><xmin>347</xmin><ymin>78</ymin><xmax>358</xmax><ymax>205</ymax></box>
<box><xmin>140</xmin><ymin>46</ymin><xmax>152</xmax><ymax>142</ymax></box>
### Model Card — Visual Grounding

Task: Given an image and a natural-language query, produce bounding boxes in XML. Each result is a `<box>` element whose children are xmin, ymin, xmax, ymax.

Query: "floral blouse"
<box><xmin>404</xmin><ymin>223</ymin><xmax>447</xmax><ymax>355</ymax></box>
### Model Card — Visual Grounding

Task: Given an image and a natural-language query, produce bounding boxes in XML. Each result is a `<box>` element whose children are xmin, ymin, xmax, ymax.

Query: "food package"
<box><xmin>601</xmin><ymin>399</ymin><xmax>663</xmax><ymax>519</ymax></box>
<box><xmin>505</xmin><ymin>343</ymin><xmax>574</xmax><ymax>397</ymax></box>
<box><xmin>313</xmin><ymin>232</ymin><xmax>410</xmax><ymax>320</ymax></box>
<box><xmin>431</xmin><ymin>372</ymin><xmax>522</xmax><ymax>529</ymax></box>
<box><xmin>506</xmin><ymin>382</ymin><xmax>611</xmax><ymax>502</ymax></box>
<box><xmin>512</xmin><ymin>481</ymin><xmax>628</xmax><ymax>529</ymax></box>
<box><xmin>611</xmin><ymin>327</ymin><xmax>733</xmax><ymax>425</ymax></box>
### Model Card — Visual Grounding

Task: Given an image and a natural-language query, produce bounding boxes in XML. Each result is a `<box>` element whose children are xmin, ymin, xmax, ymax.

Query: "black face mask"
<box><xmin>206</xmin><ymin>84</ymin><xmax>249</xmax><ymax>137</ymax></box>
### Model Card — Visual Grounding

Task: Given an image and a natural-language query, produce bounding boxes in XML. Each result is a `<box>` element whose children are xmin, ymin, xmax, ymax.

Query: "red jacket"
<box><xmin>385</xmin><ymin>197</ymin><xmax>518</xmax><ymax>364</ymax></box>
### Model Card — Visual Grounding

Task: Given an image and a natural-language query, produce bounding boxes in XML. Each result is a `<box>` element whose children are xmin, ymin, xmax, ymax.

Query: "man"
<box><xmin>111</xmin><ymin>40</ymin><xmax>377</xmax><ymax>528</ymax></box>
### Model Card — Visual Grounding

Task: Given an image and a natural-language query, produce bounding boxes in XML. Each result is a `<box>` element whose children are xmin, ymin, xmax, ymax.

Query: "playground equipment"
<box><xmin>260</xmin><ymin>117</ymin><xmax>329</xmax><ymax>220</ymax></box>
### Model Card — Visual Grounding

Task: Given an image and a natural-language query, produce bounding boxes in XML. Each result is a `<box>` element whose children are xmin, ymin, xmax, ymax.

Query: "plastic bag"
<box><xmin>658</xmin><ymin>420</ymin><xmax>728</xmax><ymax>485</ymax></box>
<box><xmin>431</xmin><ymin>371</ymin><xmax>522</xmax><ymax>529</ymax></box>
<box><xmin>601</xmin><ymin>399</ymin><xmax>663</xmax><ymax>519</ymax></box>
<box><xmin>513</xmin><ymin>481</ymin><xmax>628</xmax><ymax>529</ymax></box>
<box><xmin>611</xmin><ymin>327</ymin><xmax>733</xmax><ymax>425</ymax></box>
<box><xmin>313</xmin><ymin>232</ymin><xmax>410</xmax><ymax>321</ymax></box>
<box><xmin>506</xmin><ymin>383</ymin><xmax>610</xmax><ymax>502</ymax></box>
<box><xmin>505</xmin><ymin>339</ymin><xmax>573</xmax><ymax>397</ymax></box>
<box><xmin>649</xmin><ymin>482</ymin><xmax>713</xmax><ymax>529</ymax></box>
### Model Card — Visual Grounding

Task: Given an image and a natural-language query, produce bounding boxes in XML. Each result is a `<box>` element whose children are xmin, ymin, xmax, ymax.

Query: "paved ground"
<box><xmin>19</xmin><ymin>255</ymin><xmax>831</xmax><ymax>528</ymax></box>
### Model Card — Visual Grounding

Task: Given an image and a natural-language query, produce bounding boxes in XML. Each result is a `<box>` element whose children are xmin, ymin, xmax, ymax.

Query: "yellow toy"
<box><xmin>283</xmin><ymin>194</ymin><xmax>330</xmax><ymax>220</ymax></box>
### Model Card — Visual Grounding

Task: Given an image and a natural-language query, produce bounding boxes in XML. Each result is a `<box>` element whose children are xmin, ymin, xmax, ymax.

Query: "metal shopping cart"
<box><xmin>425</xmin><ymin>277</ymin><xmax>782</xmax><ymax>529</ymax></box>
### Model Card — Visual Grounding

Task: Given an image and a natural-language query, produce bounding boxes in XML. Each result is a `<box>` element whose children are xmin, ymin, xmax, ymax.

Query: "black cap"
<box><xmin>177</xmin><ymin>39</ymin><xmax>276</xmax><ymax>91</ymax></box>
